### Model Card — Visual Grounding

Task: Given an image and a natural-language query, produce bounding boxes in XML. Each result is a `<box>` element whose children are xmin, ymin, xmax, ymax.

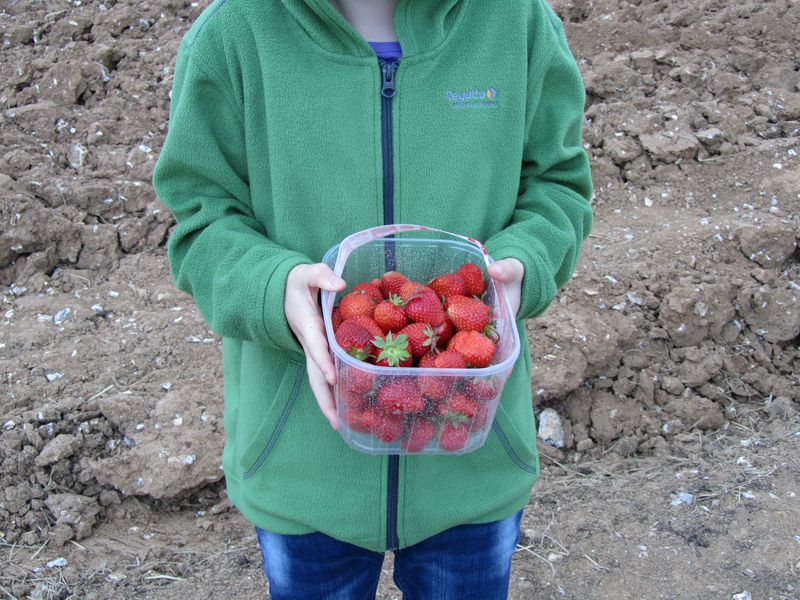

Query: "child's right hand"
<box><xmin>284</xmin><ymin>263</ymin><xmax>346</xmax><ymax>430</ymax></box>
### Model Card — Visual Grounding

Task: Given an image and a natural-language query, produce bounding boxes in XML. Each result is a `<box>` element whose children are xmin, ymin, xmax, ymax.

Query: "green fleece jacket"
<box><xmin>153</xmin><ymin>0</ymin><xmax>592</xmax><ymax>552</ymax></box>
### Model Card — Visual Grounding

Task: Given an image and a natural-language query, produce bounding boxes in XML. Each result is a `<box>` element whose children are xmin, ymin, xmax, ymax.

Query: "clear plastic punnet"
<box><xmin>321</xmin><ymin>224</ymin><xmax>521</xmax><ymax>455</ymax></box>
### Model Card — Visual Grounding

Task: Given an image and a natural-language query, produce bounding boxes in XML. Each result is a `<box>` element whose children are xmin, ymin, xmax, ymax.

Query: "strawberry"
<box><xmin>339</xmin><ymin>290</ymin><xmax>378</xmax><ymax>320</ymax></box>
<box><xmin>432</xmin><ymin>317</ymin><xmax>456</xmax><ymax>346</ymax></box>
<box><xmin>446</xmin><ymin>295</ymin><xmax>492</xmax><ymax>332</ymax></box>
<box><xmin>424</xmin><ymin>397</ymin><xmax>450</xmax><ymax>418</ymax></box>
<box><xmin>448</xmin><ymin>330</ymin><xmax>496</xmax><ymax>368</ymax></box>
<box><xmin>372</xmin><ymin>413</ymin><xmax>404</xmax><ymax>442</ymax></box>
<box><xmin>418</xmin><ymin>352</ymin><xmax>438</xmax><ymax>369</ymax></box>
<box><xmin>334</xmin><ymin>320</ymin><xmax>374</xmax><ymax>360</ymax></box>
<box><xmin>429</xmin><ymin>272</ymin><xmax>467</xmax><ymax>300</ymax></box>
<box><xmin>463</xmin><ymin>377</ymin><xmax>501</xmax><ymax>402</ymax></box>
<box><xmin>470</xmin><ymin>402</ymin><xmax>491</xmax><ymax>429</ymax></box>
<box><xmin>376</xmin><ymin>379</ymin><xmax>426</xmax><ymax>415</ymax></box>
<box><xmin>344</xmin><ymin>366</ymin><xmax>375</xmax><ymax>395</ymax></box>
<box><xmin>398</xmin><ymin>280</ymin><xmax>426</xmax><ymax>302</ymax></box>
<box><xmin>373</xmin><ymin>295</ymin><xmax>408</xmax><ymax>333</ymax></box>
<box><xmin>340</xmin><ymin>389</ymin><xmax>369</xmax><ymax>411</ymax></box>
<box><xmin>417</xmin><ymin>349</ymin><xmax>463</xmax><ymax>400</ymax></box>
<box><xmin>447</xmin><ymin>392</ymin><xmax>479</xmax><ymax>420</ymax></box>
<box><xmin>439</xmin><ymin>421</ymin><xmax>471</xmax><ymax>451</ymax></box>
<box><xmin>417</xmin><ymin>374</ymin><xmax>453</xmax><ymax>401</ymax></box>
<box><xmin>457</xmin><ymin>263</ymin><xmax>486</xmax><ymax>297</ymax></box>
<box><xmin>372</xmin><ymin>332</ymin><xmax>413</xmax><ymax>367</ymax></box>
<box><xmin>398</xmin><ymin>322</ymin><xmax>439</xmax><ymax>358</ymax></box>
<box><xmin>345</xmin><ymin>407</ymin><xmax>379</xmax><ymax>433</ymax></box>
<box><xmin>433</xmin><ymin>350</ymin><xmax>467</xmax><ymax>369</ymax></box>
<box><xmin>350</xmin><ymin>281</ymin><xmax>383</xmax><ymax>303</ymax></box>
<box><xmin>380</xmin><ymin>271</ymin><xmax>409</xmax><ymax>299</ymax></box>
<box><xmin>346</xmin><ymin>315</ymin><xmax>384</xmax><ymax>339</ymax></box>
<box><xmin>405</xmin><ymin>289</ymin><xmax>446</xmax><ymax>327</ymax></box>
<box><xmin>332</xmin><ymin>306</ymin><xmax>344</xmax><ymax>332</ymax></box>
<box><xmin>402</xmin><ymin>418</ymin><xmax>439</xmax><ymax>452</ymax></box>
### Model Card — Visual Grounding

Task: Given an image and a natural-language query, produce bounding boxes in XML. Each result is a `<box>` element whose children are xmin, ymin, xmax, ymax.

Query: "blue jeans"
<box><xmin>256</xmin><ymin>510</ymin><xmax>523</xmax><ymax>600</ymax></box>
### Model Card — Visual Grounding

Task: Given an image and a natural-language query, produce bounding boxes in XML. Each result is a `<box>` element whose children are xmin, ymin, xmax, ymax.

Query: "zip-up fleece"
<box><xmin>153</xmin><ymin>0</ymin><xmax>592</xmax><ymax>552</ymax></box>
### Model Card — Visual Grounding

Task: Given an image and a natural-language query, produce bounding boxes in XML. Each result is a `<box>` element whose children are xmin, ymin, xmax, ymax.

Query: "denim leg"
<box><xmin>392</xmin><ymin>509</ymin><xmax>523</xmax><ymax>600</ymax></box>
<box><xmin>255</xmin><ymin>527</ymin><xmax>384</xmax><ymax>600</ymax></box>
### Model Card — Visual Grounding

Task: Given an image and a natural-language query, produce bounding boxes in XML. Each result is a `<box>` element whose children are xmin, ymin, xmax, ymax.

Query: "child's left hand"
<box><xmin>487</xmin><ymin>258</ymin><xmax>524</xmax><ymax>318</ymax></box>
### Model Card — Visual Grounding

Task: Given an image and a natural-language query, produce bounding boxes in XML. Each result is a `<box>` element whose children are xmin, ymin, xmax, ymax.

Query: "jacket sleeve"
<box><xmin>152</xmin><ymin>43</ymin><xmax>308</xmax><ymax>356</ymax></box>
<box><xmin>484</xmin><ymin>12</ymin><xmax>593</xmax><ymax>320</ymax></box>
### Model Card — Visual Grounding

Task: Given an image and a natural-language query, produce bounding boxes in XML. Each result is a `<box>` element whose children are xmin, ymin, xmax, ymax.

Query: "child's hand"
<box><xmin>285</xmin><ymin>263</ymin><xmax>346</xmax><ymax>430</ymax></box>
<box><xmin>487</xmin><ymin>258</ymin><xmax>524</xmax><ymax>318</ymax></box>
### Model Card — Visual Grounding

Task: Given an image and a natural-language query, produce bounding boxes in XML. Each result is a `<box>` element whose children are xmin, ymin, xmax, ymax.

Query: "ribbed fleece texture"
<box><xmin>152</xmin><ymin>0</ymin><xmax>592</xmax><ymax>552</ymax></box>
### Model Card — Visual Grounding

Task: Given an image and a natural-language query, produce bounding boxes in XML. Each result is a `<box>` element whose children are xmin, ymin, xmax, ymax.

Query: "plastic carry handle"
<box><xmin>333</xmin><ymin>224</ymin><xmax>491</xmax><ymax>275</ymax></box>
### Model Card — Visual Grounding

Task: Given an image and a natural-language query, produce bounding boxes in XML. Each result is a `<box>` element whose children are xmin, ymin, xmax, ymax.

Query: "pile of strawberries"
<box><xmin>330</xmin><ymin>263</ymin><xmax>502</xmax><ymax>452</ymax></box>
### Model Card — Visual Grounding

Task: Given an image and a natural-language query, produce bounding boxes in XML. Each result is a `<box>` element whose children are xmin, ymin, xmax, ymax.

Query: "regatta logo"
<box><xmin>445</xmin><ymin>87</ymin><xmax>499</xmax><ymax>109</ymax></box>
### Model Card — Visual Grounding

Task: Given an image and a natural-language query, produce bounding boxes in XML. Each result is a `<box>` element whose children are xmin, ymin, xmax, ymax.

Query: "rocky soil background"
<box><xmin>1</xmin><ymin>0</ymin><xmax>798</xmax><ymax>598</ymax></box>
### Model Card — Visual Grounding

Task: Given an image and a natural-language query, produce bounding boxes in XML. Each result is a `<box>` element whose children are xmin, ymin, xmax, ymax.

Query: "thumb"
<box><xmin>488</xmin><ymin>261</ymin><xmax>511</xmax><ymax>282</ymax></box>
<box><xmin>310</xmin><ymin>264</ymin><xmax>346</xmax><ymax>292</ymax></box>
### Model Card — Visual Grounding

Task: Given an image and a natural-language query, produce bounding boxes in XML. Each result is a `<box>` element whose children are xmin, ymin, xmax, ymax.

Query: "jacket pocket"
<box><xmin>491</xmin><ymin>402</ymin><xmax>540</xmax><ymax>476</ymax></box>
<box><xmin>239</xmin><ymin>361</ymin><xmax>305</xmax><ymax>479</ymax></box>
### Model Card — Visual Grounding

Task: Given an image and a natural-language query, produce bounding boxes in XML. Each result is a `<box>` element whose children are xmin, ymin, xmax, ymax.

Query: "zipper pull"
<box><xmin>381</xmin><ymin>61</ymin><xmax>398</xmax><ymax>98</ymax></box>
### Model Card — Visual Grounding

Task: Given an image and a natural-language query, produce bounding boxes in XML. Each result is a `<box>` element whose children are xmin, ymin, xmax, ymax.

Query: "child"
<box><xmin>153</xmin><ymin>0</ymin><xmax>592</xmax><ymax>597</ymax></box>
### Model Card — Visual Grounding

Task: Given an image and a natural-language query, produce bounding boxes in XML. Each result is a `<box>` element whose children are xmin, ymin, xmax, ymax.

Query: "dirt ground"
<box><xmin>1</xmin><ymin>0</ymin><xmax>799</xmax><ymax>598</ymax></box>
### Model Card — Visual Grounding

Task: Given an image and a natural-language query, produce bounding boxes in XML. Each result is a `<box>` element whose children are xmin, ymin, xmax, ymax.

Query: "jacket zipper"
<box><xmin>379</xmin><ymin>57</ymin><xmax>400</xmax><ymax>551</ymax></box>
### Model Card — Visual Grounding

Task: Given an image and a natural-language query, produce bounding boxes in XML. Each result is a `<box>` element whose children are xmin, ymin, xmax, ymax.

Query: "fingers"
<box><xmin>306</xmin><ymin>359</ymin><xmax>340</xmax><ymax>430</ymax></box>
<box><xmin>286</xmin><ymin>262</ymin><xmax>347</xmax><ymax>428</ymax></box>
<box><xmin>304</xmin><ymin>263</ymin><xmax>346</xmax><ymax>293</ymax></box>
<box><xmin>303</xmin><ymin>319</ymin><xmax>337</xmax><ymax>386</ymax></box>
<box><xmin>488</xmin><ymin>258</ymin><xmax>524</xmax><ymax>283</ymax></box>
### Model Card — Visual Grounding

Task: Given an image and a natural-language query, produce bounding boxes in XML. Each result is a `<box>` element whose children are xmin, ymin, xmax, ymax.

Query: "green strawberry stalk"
<box><xmin>372</xmin><ymin>332</ymin><xmax>413</xmax><ymax>367</ymax></box>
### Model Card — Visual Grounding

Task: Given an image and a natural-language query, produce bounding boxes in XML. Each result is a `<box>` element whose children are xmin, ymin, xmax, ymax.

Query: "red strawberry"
<box><xmin>424</xmin><ymin>397</ymin><xmax>450</xmax><ymax>418</ymax></box>
<box><xmin>433</xmin><ymin>350</ymin><xmax>467</xmax><ymax>369</ymax></box>
<box><xmin>463</xmin><ymin>377</ymin><xmax>501</xmax><ymax>402</ymax></box>
<box><xmin>439</xmin><ymin>421</ymin><xmax>470</xmax><ymax>451</ymax></box>
<box><xmin>345</xmin><ymin>366</ymin><xmax>375</xmax><ymax>395</ymax></box>
<box><xmin>380</xmin><ymin>271</ymin><xmax>409</xmax><ymax>299</ymax></box>
<box><xmin>346</xmin><ymin>315</ymin><xmax>384</xmax><ymax>339</ymax></box>
<box><xmin>402</xmin><ymin>418</ymin><xmax>439</xmax><ymax>452</ymax></box>
<box><xmin>398</xmin><ymin>322</ymin><xmax>439</xmax><ymax>358</ymax></box>
<box><xmin>417</xmin><ymin>374</ymin><xmax>453</xmax><ymax>401</ymax></box>
<box><xmin>373</xmin><ymin>295</ymin><xmax>408</xmax><ymax>333</ymax></box>
<box><xmin>429</xmin><ymin>272</ymin><xmax>467</xmax><ymax>300</ymax></box>
<box><xmin>448</xmin><ymin>331</ymin><xmax>496</xmax><ymax>368</ymax></box>
<box><xmin>351</xmin><ymin>281</ymin><xmax>383</xmax><ymax>303</ymax></box>
<box><xmin>373</xmin><ymin>413</ymin><xmax>404</xmax><ymax>442</ymax></box>
<box><xmin>417</xmin><ymin>349</ymin><xmax>462</xmax><ymax>400</ymax></box>
<box><xmin>457</xmin><ymin>263</ymin><xmax>486</xmax><ymax>296</ymax></box>
<box><xmin>372</xmin><ymin>332</ymin><xmax>412</xmax><ymax>367</ymax></box>
<box><xmin>398</xmin><ymin>280</ymin><xmax>426</xmax><ymax>302</ymax></box>
<box><xmin>443</xmin><ymin>293</ymin><xmax>471</xmax><ymax>311</ymax></box>
<box><xmin>418</xmin><ymin>352</ymin><xmax>438</xmax><ymax>369</ymax></box>
<box><xmin>471</xmin><ymin>402</ymin><xmax>491</xmax><ymax>429</ymax></box>
<box><xmin>446</xmin><ymin>296</ymin><xmax>492</xmax><ymax>332</ymax></box>
<box><xmin>339</xmin><ymin>290</ymin><xmax>378</xmax><ymax>320</ymax></box>
<box><xmin>447</xmin><ymin>392</ymin><xmax>479</xmax><ymax>420</ymax></box>
<box><xmin>376</xmin><ymin>380</ymin><xmax>426</xmax><ymax>415</ymax></box>
<box><xmin>334</xmin><ymin>320</ymin><xmax>374</xmax><ymax>360</ymax></box>
<box><xmin>345</xmin><ymin>407</ymin><xmax>379</xmax><ymax>433</ymax></box>
<box><xmin>332</xmin><ymin>306</ymin><xmax>343</xmax><ymax>332</ymax></box>
<box><xmin>405</xmin><ymin>290</ymin><xmax>446</xmax><ymax>327</ymax></box>
<box><xmin>432</xmin><ymin>317</ymin><xmax>456</xmax><ymax>346</ymax></box>
<box><xmin>340</xmin><ymin>389</ymin><xmax>369</xmax><ymax>411</ymax></box>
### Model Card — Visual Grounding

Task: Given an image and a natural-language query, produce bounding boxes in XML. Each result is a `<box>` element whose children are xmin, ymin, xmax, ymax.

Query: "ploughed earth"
<box><xmin>1</xmin><ymin>0</ymin><xmax>798</xmax><ymax>598</ymax></box>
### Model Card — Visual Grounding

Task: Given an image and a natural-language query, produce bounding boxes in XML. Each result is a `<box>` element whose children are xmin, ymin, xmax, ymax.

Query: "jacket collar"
<box><xmin>281</xmin><ymin>0</ymin><xmax>464</xmax><ymax>60</ymax></box>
